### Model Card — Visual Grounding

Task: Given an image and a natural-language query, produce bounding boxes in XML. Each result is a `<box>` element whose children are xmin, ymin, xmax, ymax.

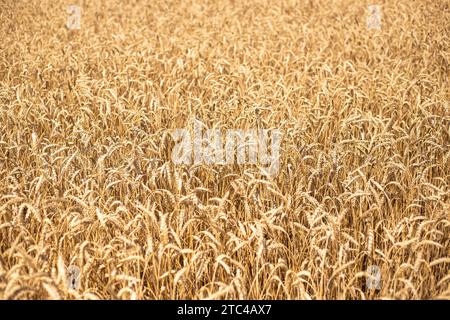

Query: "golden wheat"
<box><xmin>0</xmin><ymin>0</ymin><xmax>449</xmax><ymax>300</ymax></box>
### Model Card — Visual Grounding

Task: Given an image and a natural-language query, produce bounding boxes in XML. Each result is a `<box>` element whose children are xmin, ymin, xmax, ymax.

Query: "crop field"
<box><xmin>0</xmin><ymin>0</ymin><xmax>449</xmax><ymax>299</ymax></box>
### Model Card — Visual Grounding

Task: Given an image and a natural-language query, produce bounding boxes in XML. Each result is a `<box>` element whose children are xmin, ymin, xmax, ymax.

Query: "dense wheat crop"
<box><xmin>0</xmin><ymin>0</ymin><xmax>449</xmax><ymax>300</ymax></box>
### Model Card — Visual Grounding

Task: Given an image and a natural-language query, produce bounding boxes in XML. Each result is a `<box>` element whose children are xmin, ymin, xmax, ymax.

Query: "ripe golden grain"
<box><xmin>0</xmin><ymin>0</ymin><xmax>449</xmax><ymax>300</ymax></box>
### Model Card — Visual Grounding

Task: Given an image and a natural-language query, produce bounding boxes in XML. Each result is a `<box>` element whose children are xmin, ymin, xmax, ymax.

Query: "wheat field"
<box><xmin>0</xmin><ymin>0</ymin><xmax>449</xmax><ymax>300</ymax></box>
